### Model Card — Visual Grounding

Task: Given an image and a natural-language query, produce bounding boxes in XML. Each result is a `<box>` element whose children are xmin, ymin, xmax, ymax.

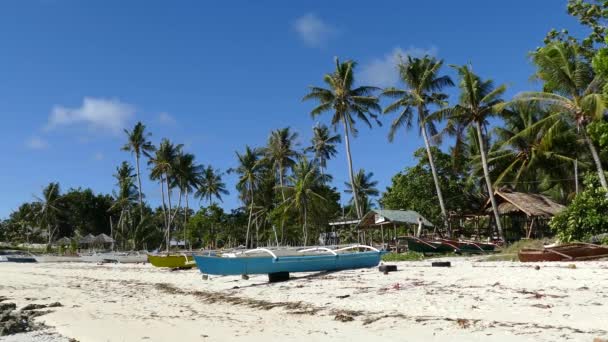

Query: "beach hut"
<box><xmin>482</xmin><ymin>188</ymin><xmax>565</xmax><ymax>240</ymax></box>
<box><xmin>357</xmin><ymin>209</ymin><xmax>433</xmax><ymax>247</ymax></box>
<box><xmin>93</xmin><ymin>233</ymin><xmax>115</xmax><ymax>249</ymax></box>
<box><xmin>79</xmin><ymin>234</ymin><xmax>95</xmax><ymax>246</ymax></box>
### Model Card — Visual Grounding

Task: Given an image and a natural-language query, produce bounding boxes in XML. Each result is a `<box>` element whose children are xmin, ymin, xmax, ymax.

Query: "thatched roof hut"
<box><xmin>483</xmin><ymin>189</ymin><xmax>565</xmax><ymax>218</ymax></box>
<box><xmin>79</xmin><ymin>234</ymin><xmax>95</xmax><ymax>245</ymax></box>
<box><xmin>93</xmin><ymin>233</ymin><xmax>115</xmax><ymax>244</ymax></box>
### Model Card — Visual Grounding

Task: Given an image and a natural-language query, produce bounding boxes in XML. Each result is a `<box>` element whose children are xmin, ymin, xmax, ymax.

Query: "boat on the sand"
<box><xmin>518</xmin><ymin>243</ymin><xmax>608</xmax><ymax>262</ymax></box>
<box><xmin>34</xmin><ymin>255</ymin><xmax>83</xmax><ymax>263</ymax></box>
<box><xmin>193</xmin><ymin>245</ymin><xmax>384</xmax><ymax>276</ymax></box>
<box><xmin>148</xmin><ymin>253</ymin><xmax>195</xmax><ymax>268</ymax></box>
<box><xmin>404</xmin><ymin>236</ymin><xmax>496</xmax><ymax>254</ymax></box>
<box><xmin>80</xmin><ymin>252</ymin><xmax>147</xmax><ymax>264</ymax></box>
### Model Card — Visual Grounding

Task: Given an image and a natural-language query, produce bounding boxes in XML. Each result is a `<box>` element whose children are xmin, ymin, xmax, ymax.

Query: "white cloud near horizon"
<box><xmin>293</xmin><ymin>13</ymin><xmax>337</xmax><ymax>47</ymax></box>
<box><xmin>158</xmin><ymin>112</ymin><xmax>177</xmax><ymax>125</ymax></box>
<box><xmin>46</xmin><ymin>97</ymin><xmax>135</xmax><ymax>134</ymax></box>
<box><xmin>25</xmin><ymin>136</ymin><xmax>49</xmax><ymax>150</ymax></box>
<box><xmin>360</xmin><ymin>46</ymin><xmax>439</xmax><ymax>87</ymax></box>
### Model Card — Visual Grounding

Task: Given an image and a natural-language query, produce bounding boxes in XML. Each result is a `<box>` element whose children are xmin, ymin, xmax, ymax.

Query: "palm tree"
<box><xmin>235</xmin><ymin>146</ymin><xmax>264</xmax><ymax>248</ymax></box>
<box><xmin>34</xmin><ymin>182</ymin><xmax>63</xmax><ymax>246</ymax></box>
<box><xmin>303</xmin><ymin>57</ymin><xmax>382</xmax><ymax>219</ymax></box>
<box><xmin>172</xmin><ymin>152</ymin><xmax>203</xmax><ymax>248</ymax></box>
<box><xmin>489</xmin><ymin>103</ymin><xmax>580</xmax><ymax>195</ymax></box>
<box><xmin>148</xmin><ymin>138</ymin><xmax>182</xmax><ymax>251</ymax></box>
<box><xmin>110</xmin><ymin>161</ymin><xmax>138</xmax><ymax>249</ymax></box>
<box><xmin>196</xmin><ymin>166</ymin><xmax>229</xmax><ymax>205</ymax></box>
<box><xmin>264</xmin><ymin>127</ymin><xmax>299</xmax><ymax>201</ymax></box>
<box><xmin>435</xmin><ymin>64</ymin><xmax>507</xmax><ymax>241</ymax></box>
<box><xmin>344</xmin><ymin>169</ymin><xmax>379</xmax><ymax>216</ymax></box>
<box><xmin>279</xmin><ymin>157</ymin><xmax>328</xmax><ymax>245</ymax></box>
<box><xmin>122</xmin><ymin>122</ymin><xmax>156</xmax><ymax>221</ymax></box>
<box><xmin>513</xmin><ymin>42</ymin><xmax>608</xmax><ymax>190</ymax></box>
<box><xmin>381</xmin><ymin>55</ymin><xmax>454</xmax><ymax>233</ymax></box>
<box><xmin>305</xmin><ymin>123</ymin><xmax>341</xmax><ymax>177</ymax></box>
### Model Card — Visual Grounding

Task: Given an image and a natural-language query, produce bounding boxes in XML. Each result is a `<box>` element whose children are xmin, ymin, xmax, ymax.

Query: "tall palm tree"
<box><xmin>172</xmin><ymin>152</ymin><xmax>203</xmax><ymax>247</ymax></box>
<box><xmin>303</xmin><ymin>57</ymin><xmax>382</xmax><ymax>219</ymax></box>
<box><xmin>264</xmin><ymin>127</ymin><xmax>299</xmax><ymax>201</ymax></box>
<box><xmin>278</xmin><ymin>157</ymin><xmax>328</xmax><ymax>245</ymax></box>
<box><xmin>122</xmin><ymin>122</ymin><xmax>156</xmax><ymax>221</ymax></box>
<box><xmin>344</xmin><ymin>169</ymin><xmax>379</xmax><ymax>216</ymax></box>
<box><xmin>235</xmin><ymin>146</ymin><xmax>264</xmax><ymax>248</ymax></box>
<box><xmin>305</xmin><ymin>123</ymin><xmax>341</xmax><ymax>177</ymax></box>
<box><xmin>110</xmin><ymin>161</ymin><xmax>138</xmax><ymax>249</ymax></box>
<box><xmin>435</xmin><ymin>64</ymin><xmax>507</xmax><ymax>241</ymax></box>
<box><xmin>381</xmin><ymin>55</ymin><xmax>454</xmax><ymax>233</ymax></box>
<box><xmin>196</xmin><ymin>166</ymin><xmax>229</xmax><ymax>205</ymax></box>
<box><xmin>514</xmin><ymin>42</ymin><xmax>608</xmax><ymax>190</ymax></box>
<box><xmin>489</xmin><ymin>103</ymin><xmax>580</xmax><ymax>195</ymax></box>
<box><xmin>148</xmin><ymin>138</ymin><xmax>182</xmax><ymax>251</ymax></box>
<box><xmin>34</xmin><ymin>182</ymin><xmax>63</xmax><ymax>246</ymax></box>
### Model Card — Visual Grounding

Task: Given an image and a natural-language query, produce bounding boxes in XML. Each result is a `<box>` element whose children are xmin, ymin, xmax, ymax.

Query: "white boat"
<box><xmin>34</xmin><ymin>255</ymin><xmax>83</xmax><ymax>263</ymax></box>
<box><xmin>80</xmin><ymin>251</ymin><xmax>147</xmax><ymax>263</ymax></box>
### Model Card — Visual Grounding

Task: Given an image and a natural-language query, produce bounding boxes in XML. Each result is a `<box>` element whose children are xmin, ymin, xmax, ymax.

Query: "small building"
<box><xmin>357</xmin><ymin>209</ymin><xmax>434</xmax><ymax>246</ymax></box>
<box><xmin>483</xmin><ymin>189</ymin><xmax>565</xmax><ymax>240</ymax></box>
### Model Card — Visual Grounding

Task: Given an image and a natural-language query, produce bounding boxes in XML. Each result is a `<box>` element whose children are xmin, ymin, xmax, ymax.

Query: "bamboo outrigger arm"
<box><xmin>335</xmin><ymin>244</ymin><xmax>380</xmax><ymax>253</ymax></box>
<box><xmin>243</xmin><ymin>248</ymin><xmax>278</xmax><ymax>260</ymax></box>
<box><xmin>298</xmin><ymin>247</ymin><xmax>338</xmax><ymax>255</ymax></box>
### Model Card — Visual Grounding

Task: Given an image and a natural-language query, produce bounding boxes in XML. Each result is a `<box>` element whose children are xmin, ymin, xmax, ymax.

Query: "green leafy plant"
<box><xmin>382</xmin><ymin>252</ymin><xmax>424</xmax><ymax>262</ymax></box>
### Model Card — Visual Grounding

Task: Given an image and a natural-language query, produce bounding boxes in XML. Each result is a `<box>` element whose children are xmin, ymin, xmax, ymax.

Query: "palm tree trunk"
<box><xmin>245</xmin><ymin>185</ymin><xmax>254</xmax><ymax>248</ymax></box>
<box><xmin>342</xmin><ymin>118</ymin><xmax>362</xmax><ymax>218</ymax></box>
<box><xmin>184</xmin><ymin>187</ymin><xmax>189</xmax><ymax>250</ymax></box>
<box><xmin>475</xmin><ymin>121</ymin><xmax>505</xmax><ymax>241</ymax></box>
<box><xmin>159</xmin><ymin>179</ymin><xmax>169</xmax><ymax>252</ymax></box>
<box><xmin>419</xmin><ymin>114</ymin><xmax>450</xmax><ymax>236</ymax></box>
<box><xmin>135</xmin><ymin>153</ymin><xmax>144</xmax><ymax>221</ymax></box>
<box><xmin>303</xmin><ymin>204</ymin><xmax>308</xmax><ymax>246</ymax></box>
<box><xmin>583</xmin><ymin>129</ymin><xmax>608</xmax><ymax>190</ymax></box>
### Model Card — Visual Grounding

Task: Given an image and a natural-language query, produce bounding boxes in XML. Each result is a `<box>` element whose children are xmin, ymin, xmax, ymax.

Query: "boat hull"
<box><xmin>148</xmin><ymin>254</ymin><xmax>195</xmax><ymax>268</ymax></box>
<box><xmin>518</xmin><ymin>243</ymin><xmax>608</xmax><ymax>262</ymax></box>
<box><xmin>405</xmin><ymin>237</ymin><xmax>455</xmax><ymax>254</ymax></box>
<box><xmin>193</xmin><ymin>251</ymin><xmax>383</xmax><ymax>276</ymax></box>
<box><xmin>6</xmin><ymin>256</ymin><xmax>37</xmax><ymax>263</ymax></box>
<box><xmin>35</xmin><ymin>255</ymin><xmax>83</xmax><ymax>263</ymax></box>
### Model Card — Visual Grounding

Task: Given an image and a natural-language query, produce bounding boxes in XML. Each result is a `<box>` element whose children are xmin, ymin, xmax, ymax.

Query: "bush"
<box><xmin>550</xmin><ymin>174</ymin><xmax>608</xmax><ymax>242</ymax></box>
<box><xmin>382</xmin><ymin>252</ymin><xmax>424</xmax><ymax>261</ymax></box>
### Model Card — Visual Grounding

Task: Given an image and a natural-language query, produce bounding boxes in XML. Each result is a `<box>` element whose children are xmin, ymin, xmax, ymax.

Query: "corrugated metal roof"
<box><xmin>358</xmin><ymin>209</ymin><xmax>434</xmax><ymax>228</ymax></box>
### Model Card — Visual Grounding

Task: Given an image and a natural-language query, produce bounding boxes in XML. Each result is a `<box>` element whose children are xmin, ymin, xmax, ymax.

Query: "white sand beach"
<box><xmin>1</xmin><ymin>259</ymin><xmax>607</xmax><ymax>342</ymax></box>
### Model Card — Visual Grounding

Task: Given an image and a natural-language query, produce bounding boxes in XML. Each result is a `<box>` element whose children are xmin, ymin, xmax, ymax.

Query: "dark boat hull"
<box><xmin>518</xmin><ymin>243</ymin><xmax>608</xmax><ymax>262</ymax></box>
<box><xmin>6</xmin><ymin>256</ymin><xmax>37</xmax><ymax>263</ymax></box>
<box><xmin>193</xmin><ymin>251</ymin><xmax>383</xmax><ymax>276</ymax></box>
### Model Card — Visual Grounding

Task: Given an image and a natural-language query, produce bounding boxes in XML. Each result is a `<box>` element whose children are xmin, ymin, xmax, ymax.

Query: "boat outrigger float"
<box><xmin>193</xmin><ymin>245</ymin><xmax>384</xmax><ymax>280</ymax></box>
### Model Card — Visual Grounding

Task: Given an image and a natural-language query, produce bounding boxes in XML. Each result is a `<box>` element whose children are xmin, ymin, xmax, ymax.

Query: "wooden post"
<box><xmin>381</xmin><ymin>225</ymin><xmax>385</xmax><ymax>245</ymax></box>
<box><xmin>527</xmin><ymin>217</ymin><xmax>535</xmax><ymax>239</ymax></box>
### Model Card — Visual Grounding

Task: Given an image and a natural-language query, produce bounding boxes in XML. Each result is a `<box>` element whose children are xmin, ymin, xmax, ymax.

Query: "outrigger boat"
<box><xmin>404</xmin><ymin>236</ymin><xmax>496</xmax><ymax>254</ymax></box>
<box><xmin>148</xmin><ymin>253</ymin><xmax>196</xmax><ymax>268</ymax></box>
<box><xmin>193</xmin><ymin>245</ymin><xmax>384</xmax><ymax>278</ymax></box>
<box><xmin>518</xmin><ymin>243</ymin><xmax>608</xmax><ymax>262</ymax></box>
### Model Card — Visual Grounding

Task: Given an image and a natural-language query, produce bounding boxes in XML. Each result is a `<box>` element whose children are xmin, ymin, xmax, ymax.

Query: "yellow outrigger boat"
<box><xmin>147</xmin><ymin>254</ymin><xmax>195</xmax><ymax>268</ymax></box>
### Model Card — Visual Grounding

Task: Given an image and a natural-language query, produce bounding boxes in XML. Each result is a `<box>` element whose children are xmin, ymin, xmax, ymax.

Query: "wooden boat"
<box><xmin>80</xmin><ymin>252</ymin><xmax>147</xmax><ymax>263</ymax></box>
<box><xmin>0</xmin><ymin>250</ymin><xmax>37</xmax><ymax>263</ymax></box>
<box><xmin>148</xmin><ymin>254</ymin><xmax>195</xmax><ymax>268</ymax></box>
<box><xmin>193</xmin><ymin>245</ymin><xmax>384</xmax><ymax>276</ymax></box>
<box><xmin>518</xmin><ymin>243</ymin><xmax>608</xmax><ymax>262</ymax></box>
<box><xmin>437</xmin><ymin>239</ymin><xmax>496</xmax><ymax>253</ymax></box>
<box><xmin>34</xmin><ymin>255</ymin><xmax>83</xmax><ymax>263</ymax></box>
<box><xmin>405</xmin><ymin>237</ymin><xmax>495</xmax><ymax>254</ymax></box>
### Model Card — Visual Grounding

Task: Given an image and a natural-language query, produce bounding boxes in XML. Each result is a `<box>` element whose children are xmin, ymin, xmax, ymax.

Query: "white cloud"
<box><xmin>158</xmin><ymin>112</ymin><xmax>177</xmax><ymax>125</ymax></box>
<box><xmin>46</xmin><ymin>97</ymin><xmax>135</xmax><ymax>133</ymax></box>
<box><xmin>25</xmin><ymin>136</ymin><xmax>49</xmax><ymax>150</ymax></box>
<box><xmin>293</xmin><ymin>13</ymin><xmax>337</xmax><ymax>48</ymax></box>
<box><xmin>360</xmin><ymin>46</ymin><xmax>439</xmax><ymax>87</ymax></box>
<box><xmin>94</xmin><ymin>152</ymin><xmax>104</xmax><ymax>161</ymax></box>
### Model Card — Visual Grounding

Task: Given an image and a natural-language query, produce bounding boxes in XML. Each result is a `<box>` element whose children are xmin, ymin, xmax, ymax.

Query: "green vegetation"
<box><xmin>382</xmin><ymin>252</ymin><xmax>424</xmax><ymax>262</ymax></box>
<box><xmin>1</xmin><ymin>0</ymin><xmax>608</xmax><ymax>248</ymax></box>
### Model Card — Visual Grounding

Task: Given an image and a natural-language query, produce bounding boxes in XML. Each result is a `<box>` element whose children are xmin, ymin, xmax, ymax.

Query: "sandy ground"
<box><xmin>1</xmin><ymin>258</ymin><xmax>607</xmax><ymax>342</ymax></box>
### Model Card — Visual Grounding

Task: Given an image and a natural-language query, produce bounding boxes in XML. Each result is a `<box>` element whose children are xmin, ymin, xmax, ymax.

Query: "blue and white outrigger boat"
<box><xmin>193</xmin><ymin>245</ymin><xmax>384</xmax><ymax>280</ymax></box>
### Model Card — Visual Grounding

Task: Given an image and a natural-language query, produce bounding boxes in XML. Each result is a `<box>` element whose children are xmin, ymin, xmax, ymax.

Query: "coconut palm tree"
<box><xmin>344</xmin><ymin>169</ymin><xmax>379</xmax><ymax>216</ymax></box>
<box><xmin>122</xmin><ymin>122</ymin><xmax>156</xmax><ymax>221</ymax></box>
<box><xmin>303</xmin><ymin>57</ymin><xmax>381</xmax><ymax>219</ymax></box>
<box><xmin>34</xmin><ymin>182</ymin><xmax>63</xmax><ymax>246</ymax></box>
<box><xmin>110</xmin><ymin>161</ymin><xmax>138</xmax><ymax>249</ymax></box>
<box><xmin>513</xmin><ymin>42</ymin><xmax>608</xmax><ymax>190</ymax></box>
<box><xmin>148</xmin><ymin>138</ymin><xmax>182</xmax><ymax>251</ymax></box>
<box><xmin>172</xmin><ymin>152</ymin><xmax>203</xmax><ymax>247</ymax></box>
<box><xmin>278</xmin><ymin>157</ymin><xmax>328</xmax><ymax>245</ymax></box>
<box><xmin>381</xmin><ymin>55</ymin><xmax>454</xmax><ymax>233</ymax></box>
<box><xmin>434</xmin><ymin>64</ymin><xmax>507</xmax><ymax>241</ymax></box>
<box><xmin>235</xmin><ymin>146</ymin><xmax>264</xmax><ymax>248</ymax></box>
<box><xmin>196</xmin><ymin>166</ymin><xmax>229</xmax><ymax>205</ymax></box>
<box><xmin>264</xmin><ymin>127</ymin><xmax>299</xmax><ymax>201</ymax></box>
<box><xmin>305</xmin><ymin>123</ymin><xmax>341</xmax><ymax>177</ymax></box>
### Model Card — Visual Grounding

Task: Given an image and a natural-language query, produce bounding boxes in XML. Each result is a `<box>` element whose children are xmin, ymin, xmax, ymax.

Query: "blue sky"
<box><xmin>0</xmin><ymin>1</ymin><xmax>587</xmax><ymax>218</ymax></box>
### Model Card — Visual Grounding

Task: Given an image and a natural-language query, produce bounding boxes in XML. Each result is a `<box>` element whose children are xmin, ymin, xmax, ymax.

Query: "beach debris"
<box><xmin>531</xmin><ymin>304</ymin><xmax>553</xmax><ymax>309</ymax></box>
<box><xmin>593</xmin><ymin>338</ymin><xmax>608</xmax><ymax>342</ymax></box>
<box><xmin>334</xmin><ymin>313</ymin><xmax>354</xmax><ymax>322</ymax></box>
<box><xmin>0</xmin><ymin>301</ymin><xmax>56</xmax><ymax>336</ymax></box>
<box><xmin>241</xmin><ymin>275</ymin><xmax>250</xmax><ymax>280</ymax></box>
<box><xmin>379</xmin><ymin>265</ymin><xmax>397</xmax><ymax>274</ymax></box>
<box><xmin>567</xmin><ymin>264</ymin><xmax>577</xmax><ymax>269</ymax></box>
<box><xmin>336</xmin><ymin>294</ymin><xmax>350</xmax><ymax>299</ymax></box>
<box><xmin>268</xmin><ymin>272</ymin><xmax>290</xmax><ymax>283</ymax></box>
<box><xmin>456</xmin><ymin>318</ymin><xmax>471</xmax><ymax>329</ymax></box>
<box><xmin>431</xmin><ymin>261</ymin><xmax>451</xmax><ymax>267</ymax></box>
<box><xmin>534</xmin><ymin>265</ymin><xmax>540</xmax><ymax>270</ymax></box>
